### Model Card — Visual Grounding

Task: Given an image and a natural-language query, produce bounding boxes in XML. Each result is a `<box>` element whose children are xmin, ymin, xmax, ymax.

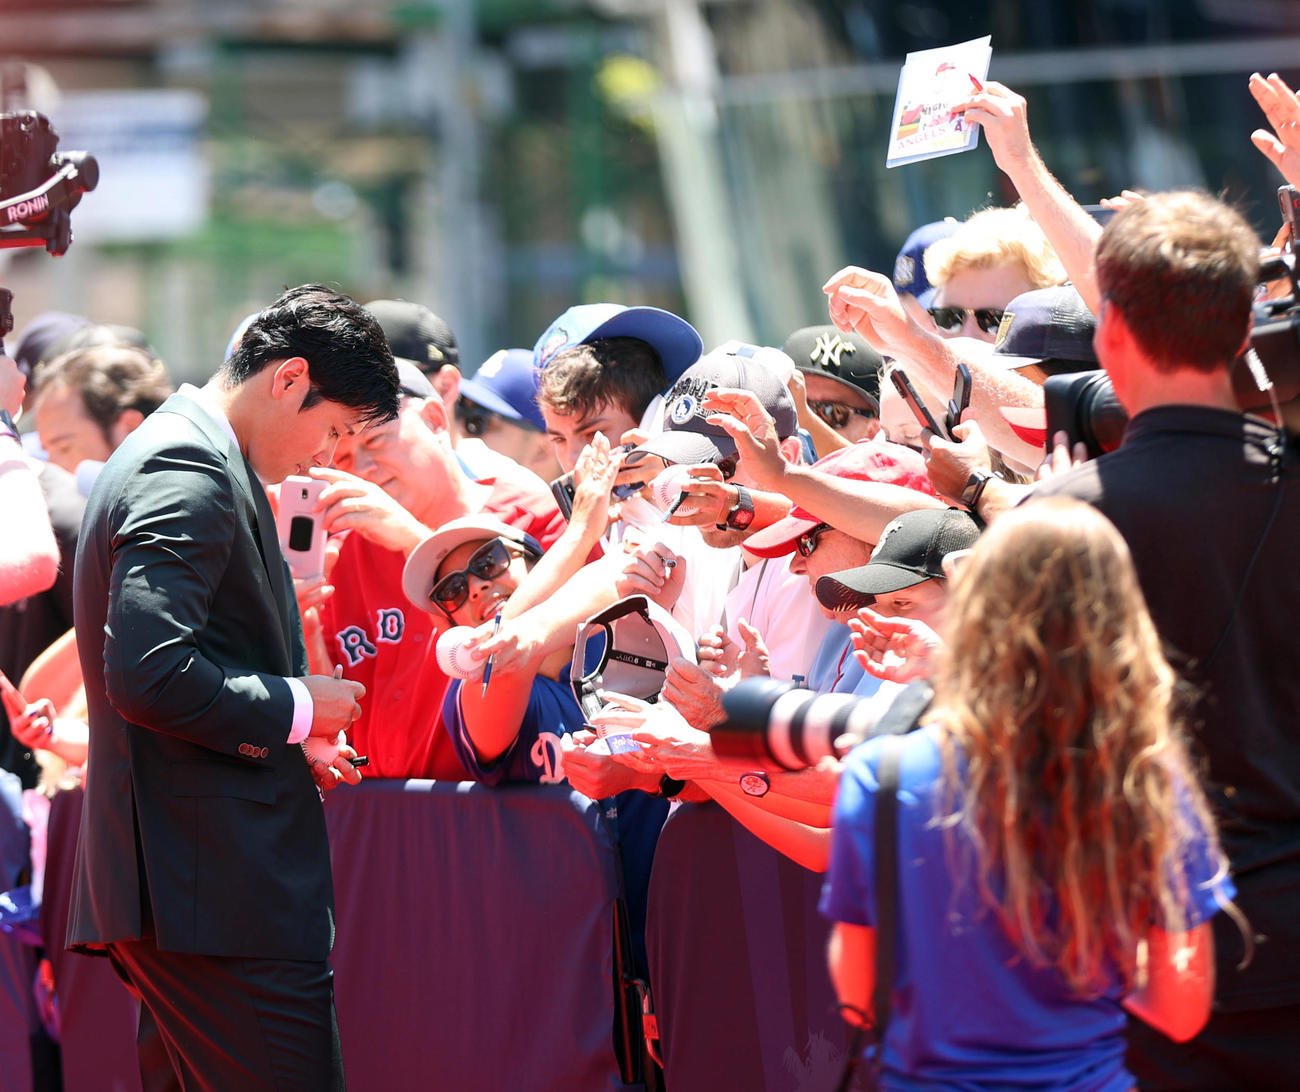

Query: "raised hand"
<box><xmin>700</xmin><ymin>387</ymin><xmax>788</xmax><ymax>490</ymax></box>
<box><xmin>735</xmin><ymin>619</ymin><xmax>772</xmax><ymax>678</ymax></box>
<box><xmin>310</xmin><ymin>467</ymin><xmax>428</xmax><ymax>556</ymax></box>
<box><xmin>1250</xmin><ymin>72</ymin><xmax>1300</xmax><ymax>189</ymax></box>
<box><xmin>849</xmin><ymin>607</ymin><xmax>941</xmax><ymax>683</ymax></box>
<box><xmin>821</xmin><ymin>266</ymin><xmax>928</xmax><ymax>360</ymax></box>
<box><xmin>569</xmin><ymin>431</ymin><xmax>624</xmax><ymax>532</ymax></box>
<box><xmin>616</xmin><ymin>533</ymin><xmax>685</xmax><ymax>610</ymax></box>
<box><xmin>949</xmin><ymin>80</ymin><xmax>1035</xmax><ymax>174</ymax></box>
<box><xmin>922</xmin><ymin>418</ymin><xmax>994</xmax><ymax>506</ymax></box>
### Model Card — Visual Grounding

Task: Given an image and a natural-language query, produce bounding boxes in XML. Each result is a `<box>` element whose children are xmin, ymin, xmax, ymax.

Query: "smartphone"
<box><xmin>275</xmin><ymin>475</ymin><xmax>328</xmax><ymax>579</ymax></box>
<box><xmin>890</xmin><ymin>368</ymin><xmax>948</xmax><ymax>440</ymax></box>
<box><xmin>550</xmin><ymin>444</ymin><xmax>642</xmax><ymax>520</ymax></box>
<box><xmin>0</xmin><ymin>669</ymin><xmax>27</xmax><ymax>724</ymax></box>
<box><xmin>549</xmin><ymin>472</ymin><xmax>576</xmax><ymax>520</ymax></box>
<box><xmin>1278</xmin><ymin>185</ymin><xmax>1300</xmax><ymax>252</ymax></box>
<box><xmin>946</xmin><ymin>362</ymin><xmax>972</xmax><ymax>436</ymax></box>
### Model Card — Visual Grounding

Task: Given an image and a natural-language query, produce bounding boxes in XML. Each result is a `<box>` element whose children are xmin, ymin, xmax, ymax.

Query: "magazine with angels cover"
<box><xmin>886</xmin><ymin>36</ymin><xmax>993</xmax><ymax>168</ymax></box>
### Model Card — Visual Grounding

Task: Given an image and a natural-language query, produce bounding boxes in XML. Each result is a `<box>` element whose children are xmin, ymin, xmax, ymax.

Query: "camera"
<box><xmin>714</xmin><ymin>678</ymin><xmax>883</xmax><ymax>770</ymax></box>
<box><xmin>1043</xmin><ymin>371</ymin><xmax>1128</xmax><ymax>460</ymax></box>
<box><xmin>1</xmin><ymin>109</ymin><xmax>99</xmax><ymax>256</ymax></box>
<box><xmin>1046</xmin><ymin>244</ymin><xmax>1300</xmax><ymax>456</ymax></box>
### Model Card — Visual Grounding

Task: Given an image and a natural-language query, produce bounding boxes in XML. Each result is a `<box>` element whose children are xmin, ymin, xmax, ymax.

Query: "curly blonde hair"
<box><xmin>930</xmin><ymin>497</ymin><xmax>1231</xmax><ymax>996</ymax></box>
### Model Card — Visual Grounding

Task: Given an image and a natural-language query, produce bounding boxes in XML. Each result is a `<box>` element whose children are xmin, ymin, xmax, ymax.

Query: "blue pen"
<box><xmin>481</xmin><ymin>610</ymin><xmax>503</xmax><ymax>696</ymax></box>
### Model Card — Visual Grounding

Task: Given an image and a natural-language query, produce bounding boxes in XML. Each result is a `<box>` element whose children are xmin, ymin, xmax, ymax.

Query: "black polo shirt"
<box><xmin>1035</xmin><ymin>405</ymin><xmax>1300</xmax><ymax>1010</ymax></box>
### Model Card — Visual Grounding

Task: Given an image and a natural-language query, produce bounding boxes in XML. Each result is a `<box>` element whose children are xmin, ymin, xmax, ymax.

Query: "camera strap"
<box><xmin>834</xmin><ymin>734</ymin><xmax>903</xmax><ymax>1092</ymax></box>
<box><xmin>833</xmin><ymin>682</ymin><xmax>932</xmax><ymax>1091</ymax></box>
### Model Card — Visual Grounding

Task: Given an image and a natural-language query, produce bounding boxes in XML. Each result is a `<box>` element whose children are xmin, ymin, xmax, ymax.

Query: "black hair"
<box><xmin>223</xmin><ymin>284</ymin><xmax>400</xmax><ymax>427</ymax></box>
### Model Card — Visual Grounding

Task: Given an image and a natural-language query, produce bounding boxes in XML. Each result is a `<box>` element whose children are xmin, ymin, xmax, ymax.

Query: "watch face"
<box><xmin>739</xmin><ymin>771</ymin><xmax>769</xmax><ymax>797</ymax></box>
<box><xmin>729</xmin><ymin>488</ymin><xmax>756</xmax><ymax>530</ymax></box>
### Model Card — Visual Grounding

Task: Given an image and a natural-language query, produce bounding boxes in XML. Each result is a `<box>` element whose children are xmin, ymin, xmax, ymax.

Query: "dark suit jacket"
<box><xmin>66</xmin><ymin>391</ymin><xmax>334</xmax><ymax>961</ymax></box>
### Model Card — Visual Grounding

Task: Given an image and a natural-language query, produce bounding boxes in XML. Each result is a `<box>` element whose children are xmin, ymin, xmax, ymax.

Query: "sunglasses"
<box><xmin>429</xmin><ymin>538</ymin><xmax>524</xmax><ymax>617</ymax></box>
<box><xmin>807</xmin><ymin>399</ymin><xmax>878</xmax><ymax>431</ymax></box>
<box><xmin>795</xmin><ymin>523</ymin><xmax>832</xmax><ymax>559</ymax></box>
<box><xmin>927</xmin><ymin>306</ymin><xmax>1006</xmax><ymax>336</ymax></box>
<box><xmin>459</xmin><ymin>405</ymin><xmax>494</xmax><ymax>438</ymax></box>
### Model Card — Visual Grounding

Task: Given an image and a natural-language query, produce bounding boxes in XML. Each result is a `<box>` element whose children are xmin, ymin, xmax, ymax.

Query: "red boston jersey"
<box><xmin>318</xmin><ymin>476</ymin><xmax>566</xmax><ymax>780</ymax></box>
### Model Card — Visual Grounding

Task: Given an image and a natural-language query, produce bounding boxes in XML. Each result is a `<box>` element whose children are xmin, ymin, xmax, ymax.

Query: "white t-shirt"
<box><xmin>723</xmin><ymin>554</ymin><xmax>834</xmax><ymax>682</ymax></box>
<box><xmin>606</xmin><ymin>494</ymin><xmax>742</xmax><ymax>639</ymax></box>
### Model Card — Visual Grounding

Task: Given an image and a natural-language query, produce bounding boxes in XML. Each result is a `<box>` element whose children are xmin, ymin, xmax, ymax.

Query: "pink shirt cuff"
<box><xmin>285</xmin><ymin>676</ymin><xmax>313</xmax><ymax>744</ymax></box>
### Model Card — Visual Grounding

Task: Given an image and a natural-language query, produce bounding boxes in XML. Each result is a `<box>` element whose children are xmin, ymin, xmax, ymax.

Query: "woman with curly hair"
<box><xmin>822</xmin><ymin>497</ymin><xmax>1244</xmax><ymax>1089</ymax></box>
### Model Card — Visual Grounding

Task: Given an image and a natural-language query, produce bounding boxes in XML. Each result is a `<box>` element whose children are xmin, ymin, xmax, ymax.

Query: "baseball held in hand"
<box><xmin>436</xmin><ymin>626</ymin><xmax>489</xmax><ymax>681</ymax></box>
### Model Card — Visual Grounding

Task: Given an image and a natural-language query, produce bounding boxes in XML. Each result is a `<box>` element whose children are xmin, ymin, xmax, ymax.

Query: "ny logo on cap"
<box><xmin>809</xmin><ymin>333</ymin><xmax>856</xmax><ymax>375</ymax></box>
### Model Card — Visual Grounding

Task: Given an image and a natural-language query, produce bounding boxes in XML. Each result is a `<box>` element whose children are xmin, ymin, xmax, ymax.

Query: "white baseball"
<box><xmin>435</xmin><ymin>626</ymin><xmax>489</xmax><ymax>681</ymax></box>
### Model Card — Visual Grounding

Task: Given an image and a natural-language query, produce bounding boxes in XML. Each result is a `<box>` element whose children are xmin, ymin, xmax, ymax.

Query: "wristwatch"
<box><xmin>719</xmin><ymin>486</ymin><xmax>756</xmax><ymax>531</ymax></box>
<box><xmin>0</xmin><ymin>409</ymin><xmax>19</xmax><ymax>443</ymax></box>
<box><xmin>739</xmin><ymin>771</ymin><xmax>770</xmax><ymax>798</ymax></box>
<box><xmin>959</xmin><ymin>469</ymin><xmax>995</xmax><ymax>510</ymax></box>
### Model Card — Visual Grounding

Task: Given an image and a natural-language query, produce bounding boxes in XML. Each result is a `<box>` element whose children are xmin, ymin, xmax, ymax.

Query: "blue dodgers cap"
<box><xmin>892</xmin><ymin>219</ymin><xmax>960</xmax><ymax>310</ymax></box>
<box><xmin>532</xmin><ymin>303</ymin><xmax>702</xmax><ymax>384</ymax></box>
<box><xmin>459</xmin><ymin>348</ymin><xmax>545</xmax><ymax>432</ymax></box>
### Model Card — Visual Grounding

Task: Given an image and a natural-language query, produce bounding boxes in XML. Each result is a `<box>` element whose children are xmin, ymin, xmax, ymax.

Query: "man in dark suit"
<box><xmin>67</xmin><ymin>284</ymin><xmax>399</xmax><ymax>1090</ymax></box>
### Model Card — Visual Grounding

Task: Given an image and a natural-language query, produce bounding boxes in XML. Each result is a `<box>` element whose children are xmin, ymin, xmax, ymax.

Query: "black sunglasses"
<box><xmin>429</xmin><ymin>538</ymin><xmax>524</xmax><ymax>617</ymax></box>
<box><xmin>807</xmin><ymin>399</ymin><xmax>878</xmax><ymax>431</ymax></box>
<box><xmin>795</xmin><ymin>523</ymin><xmax>832</xmax><ymax>559</ymax></box>
<box><xmin>927</xmin><ymin>306</ymin><xmax>1006</xmax><ymax>336</ymax></box>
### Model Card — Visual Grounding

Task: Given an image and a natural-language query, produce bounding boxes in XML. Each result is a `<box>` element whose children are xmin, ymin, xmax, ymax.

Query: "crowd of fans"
<box><xmin>4</xmin><ymin>69</ymin><xmax>1300</xmax><ymax>1089</ymax></box>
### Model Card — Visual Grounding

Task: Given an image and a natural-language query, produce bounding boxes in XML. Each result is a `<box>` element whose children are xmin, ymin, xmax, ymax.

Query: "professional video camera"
<box><xmin>1046</xmin><ymin>189</ymin><xmax>1300</xmax><ymax>459</ymax></box>
<box><xmin>1</xmin><ymin>109</ymin><xmax>98</xmax><ymax>257</ymax></box>
<box><xmin>714</xmin><ymin>678</ymin><xmax>885</xmax><ymax>771</ymax></box>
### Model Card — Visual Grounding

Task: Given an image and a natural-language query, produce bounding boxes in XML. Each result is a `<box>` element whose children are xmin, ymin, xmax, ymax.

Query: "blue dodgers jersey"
<box><xmin>444</xmin><ymin>672</ymin><xmax>584</xmax><ymax>786</ymax></box>
<box><xmin>820</xmin><ymin>725</ymin><xmax>1233</xmax><ymax>1091</ymax></box>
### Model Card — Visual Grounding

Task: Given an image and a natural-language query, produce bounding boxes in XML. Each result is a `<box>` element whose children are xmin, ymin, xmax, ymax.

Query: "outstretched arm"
<box><xmin>0</xmin><ymin>436</ymin><xmax>58</xmax><ymax>606</ymax></box>
<box><xmin>950</xmin><ymin>81</ymin><xmax>1104</xmax><ymax>311</ymax></box>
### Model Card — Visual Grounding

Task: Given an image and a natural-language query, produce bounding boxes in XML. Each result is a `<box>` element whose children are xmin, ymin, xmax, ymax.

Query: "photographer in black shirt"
<box><xmin>1032</xmin><ymin>191</ymin><xmax>1300</xmax><ymax>1090</ymax></box>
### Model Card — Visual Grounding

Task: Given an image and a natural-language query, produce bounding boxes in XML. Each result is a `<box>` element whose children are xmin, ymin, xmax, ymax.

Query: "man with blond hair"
<box><xmin>923</xmin><ymin>203</ymin><xmax>1067</xmax><ymax>341</ymax></box>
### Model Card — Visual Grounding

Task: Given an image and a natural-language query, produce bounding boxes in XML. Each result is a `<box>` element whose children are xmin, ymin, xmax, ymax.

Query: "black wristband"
<box><xmin>658</xmin><ymin>775</ymin><xmax>686</xmax><ymax>799</ymax></box>
<box><xmin>0</xmin><ymin>409</ymin><xmax>18</xmax><ymax>442</ymax></box>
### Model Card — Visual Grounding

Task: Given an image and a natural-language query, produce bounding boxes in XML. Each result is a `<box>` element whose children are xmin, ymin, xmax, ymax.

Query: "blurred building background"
<box><xmin>2</xmin><ymin>0</ymin><xmax>1299</xmax><ymax>383</ymax></box>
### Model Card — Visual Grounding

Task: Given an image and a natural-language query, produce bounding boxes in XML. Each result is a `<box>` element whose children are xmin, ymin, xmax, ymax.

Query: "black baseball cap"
<box><xmin>986</xmin><ymin>286</ymin><xmax>1098</xmax><ymax>375</ymax></box>
<box><xmin>782</xmin><ymin>325</ymin><xmax>882</xmax><ymax>409</ymax></box>
<box><xmin>815</xmin><ymin>508</ymin><xmax>981</xmax><ymax>610</ymax></box>
<box><xmin>366</xmin><ymin>299</ymin><xmax>459</xmax><ymax>373</ymax></box>
<box><xmin>394</xmin><ymin>358</ymin><xmax>436</xmax><ymax>399</ymax></box>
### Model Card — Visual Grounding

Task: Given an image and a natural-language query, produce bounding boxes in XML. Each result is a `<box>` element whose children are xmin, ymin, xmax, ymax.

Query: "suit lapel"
<box><xmin>238</xmin><ymin>456</ymin><xmax>298</xmax><ymax>661</ymax></box>
<box><xmin>156</xmin><ymin>393</ymin><xmax>297</xmax><ymax>664</ymax></box>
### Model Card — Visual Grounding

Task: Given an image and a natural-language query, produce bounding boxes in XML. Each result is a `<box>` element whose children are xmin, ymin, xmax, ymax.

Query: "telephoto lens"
<box><xmin>716</xmin><ymin>678</ymin><xmax>882</xmax><ymax>771</ymax></box>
